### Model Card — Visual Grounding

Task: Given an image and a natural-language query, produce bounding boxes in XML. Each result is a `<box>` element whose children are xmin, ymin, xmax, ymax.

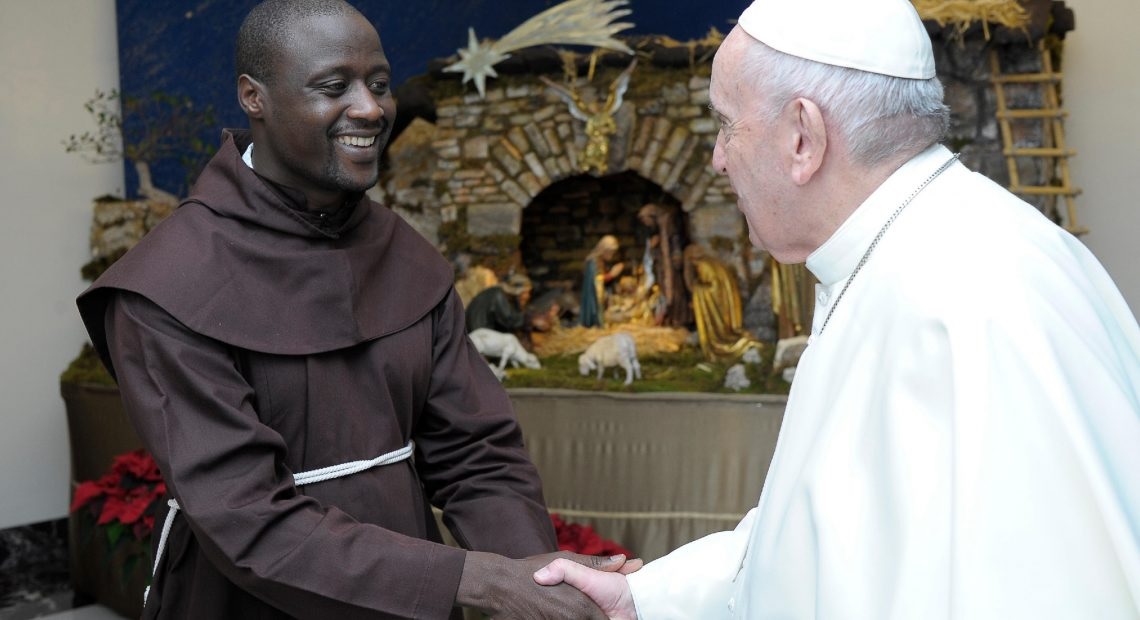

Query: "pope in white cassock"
<box><xmin>533</xmin><ymin>0</ymin><xmax>1140</xmax><ymax>617</ymax></box>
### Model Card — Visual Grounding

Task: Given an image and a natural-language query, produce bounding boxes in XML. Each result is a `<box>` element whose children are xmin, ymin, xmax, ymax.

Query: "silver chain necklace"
<box><xmin>816</xmin><ymin>152</ymin><xmax>960</xmax><ymax>337</ymax></box>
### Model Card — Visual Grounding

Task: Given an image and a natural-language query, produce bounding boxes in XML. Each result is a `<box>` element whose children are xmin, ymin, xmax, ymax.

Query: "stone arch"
<box><xmin>621</xmin><ymin>117</ymin><xmax>721</xmax><ymax>211</ymax></box>
<box><xmin>518</xmin><ymin>170</ymin><xmax>689</xmax><ymax>297</ymax></box>
<box><xmin>486</xmin><ymin>112</ymin><xmax>723</xmax><ymax>215</ymax></box>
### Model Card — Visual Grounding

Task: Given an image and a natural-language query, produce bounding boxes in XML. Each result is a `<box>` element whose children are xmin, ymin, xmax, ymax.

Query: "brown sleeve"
<box><xmin>105</xmin><ymin>291</ymin><xmax>465</xmax><ymax>619</ymax></box>
<box><xmin>414</xmin><ymin>289</ymin><xmax>558</xmax><ymax>557</ymax></box>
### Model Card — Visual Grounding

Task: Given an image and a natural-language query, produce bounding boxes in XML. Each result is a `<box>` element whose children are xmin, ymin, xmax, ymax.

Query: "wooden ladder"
<box><xmin>989</xmin><ymin>39</ymin><xmax>1085</xmax><ymax>235</ymax></box>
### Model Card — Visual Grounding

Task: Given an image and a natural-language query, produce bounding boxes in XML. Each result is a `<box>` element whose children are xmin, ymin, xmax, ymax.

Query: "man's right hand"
<box><xmin>456</xmin><ymin>550</ymin><xmax>638</xmax><ymax>619</ymax></box>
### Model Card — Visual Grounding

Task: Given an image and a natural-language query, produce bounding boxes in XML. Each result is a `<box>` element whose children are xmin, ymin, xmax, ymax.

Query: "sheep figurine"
<box><xmin>469</xmin><ymin>328</ymin><xmax>541</xmax><ymax>372</ymax></box>
<box><xmin>578</xmin><ymin>332</ymin><xmax>642</xmax><ymax>385</ymax></box>
<box><xmin>486</xmin><ymin>363</ymin><xmax>508</xmax><ymax>382</ymax></box>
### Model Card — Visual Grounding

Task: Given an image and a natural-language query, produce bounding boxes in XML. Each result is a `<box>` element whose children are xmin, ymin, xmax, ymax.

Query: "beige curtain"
<box><xmin>509</xmin><ymin>389</ymin><xmax>786</xmax><ymax>561</ymax></box>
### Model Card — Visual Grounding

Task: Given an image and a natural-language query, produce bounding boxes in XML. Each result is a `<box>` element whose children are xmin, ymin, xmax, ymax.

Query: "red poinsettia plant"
<box><xmin>71</xmin><ymin>449</ymin><xmax>166</xmax><ymax>549</ymax></box>
<box><xmin>550</xmin><ymin>513</ymin><xmax>633</xmax><ymax>558</ymax></box>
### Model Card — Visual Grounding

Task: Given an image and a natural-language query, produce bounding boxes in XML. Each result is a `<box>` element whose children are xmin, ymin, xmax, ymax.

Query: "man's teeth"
<box><xmin>336</xmin><ymin>135</ymin><xmax>375</xmax><ymax>147</ymax></box>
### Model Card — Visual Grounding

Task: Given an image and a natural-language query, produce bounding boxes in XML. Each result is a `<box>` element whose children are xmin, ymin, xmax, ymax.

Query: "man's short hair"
<box><xmin>235</xmin><ymin>0</ymin><xmax>359</xmax><ymax>84</ymax></box>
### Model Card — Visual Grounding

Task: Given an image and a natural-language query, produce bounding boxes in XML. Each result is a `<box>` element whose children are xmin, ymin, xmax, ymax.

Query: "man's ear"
<box><xmin>786</xmin><ymin>97</ymin><xmax>827</xmax><ymax>186</ymax></box>
<box><xmin>237</xmin><ymin>74</ymin><xmax>267</xmax><ymax>119</ymax></box>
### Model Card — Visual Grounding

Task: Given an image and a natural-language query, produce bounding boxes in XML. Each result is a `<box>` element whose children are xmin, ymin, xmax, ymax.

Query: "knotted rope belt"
<box><xmin>143</xmin><ymin>441</ymin><xmax>415</xmax><ymax>605</ymax></box>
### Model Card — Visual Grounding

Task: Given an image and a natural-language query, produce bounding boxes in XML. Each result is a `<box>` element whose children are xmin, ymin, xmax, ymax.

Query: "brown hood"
<box><xmin>78</xmin><ymin>129</ymin><xmax>454</xmax><ymax>377</ymax></box>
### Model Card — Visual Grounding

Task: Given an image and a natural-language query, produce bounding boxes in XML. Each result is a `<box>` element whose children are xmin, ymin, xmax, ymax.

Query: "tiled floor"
<box><xmin>0</xmin><ymin>592</ymin><xmax>130</xmax><ymax>620</ymax></box>
<box><xmin>0</xmin><ymin>593</ymin><xmax>130</xmax><ymax>620</ymax></box>
<box><xmin>0</xmin><ymin>518</ymin><xmax>131</xmax><ymax>620</ymax></box>
<box><xmin>42</xmin><ymin>605</ymin><xmax>125</xmax><ymax>620</ymax></box>
<box><xmin>0</xmin><ymin>520</ymin><xmax>74</xmax><ymax>620</ymax></box>
<box><xmin>23</xmin><ymin>605</ymin><xmax>125</xmax><ymax>620</ymax></box>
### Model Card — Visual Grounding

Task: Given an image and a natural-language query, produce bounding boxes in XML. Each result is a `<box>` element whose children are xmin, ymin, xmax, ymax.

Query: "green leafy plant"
<box><xmin>62</xmin><ymin>89</ymin><xmax>217</xmax><ymax>385</ymax></box>
<box><xmin>61</xmin><ymin>343</ymin><xmax>115</xmax><ymax>387</ymax></box>
<box><xmin>63</xmin><ymin>88</ymin><xmax>217</xmax><ymax>202</ymax></box>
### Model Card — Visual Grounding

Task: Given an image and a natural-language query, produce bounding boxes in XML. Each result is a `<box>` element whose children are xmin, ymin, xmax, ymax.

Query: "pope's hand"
<box><xmin>533</xmin><ymin>557</ymin><xmax>640</xmax><ymax>620</ymax></box>
<box><xmin>456</xmin><ymin>550</ymin><xmax>638</xmax><ymax>619</ymax></box>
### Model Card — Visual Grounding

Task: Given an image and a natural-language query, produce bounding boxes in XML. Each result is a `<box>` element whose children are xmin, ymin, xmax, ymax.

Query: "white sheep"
<box><xmin>469</xmin><ymin>328</ymin><xmax>541</xmax><ymax>371</ymax></box>
<box><xmin>482</xmin><ymin>362</ymin><xmax>507</xmax><ymax>382</ymax></box>
<box><xmin>578</xmin><ymin>332</ymin><xmax>642</xmax><ymax>385</ymax></box>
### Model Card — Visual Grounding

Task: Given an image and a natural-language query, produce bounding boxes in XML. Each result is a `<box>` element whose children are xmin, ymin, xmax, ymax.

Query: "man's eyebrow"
<box><xmin>708</xmin><ymin>103</ymin><xmax>731</xmax><ymax>126</ymax></box>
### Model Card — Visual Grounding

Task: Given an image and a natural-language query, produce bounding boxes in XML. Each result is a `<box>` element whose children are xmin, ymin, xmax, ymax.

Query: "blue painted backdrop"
<box><xmin>116</xmin><ymin>0</ymin><xmax>747</xmax><ymax>196</ymax></box>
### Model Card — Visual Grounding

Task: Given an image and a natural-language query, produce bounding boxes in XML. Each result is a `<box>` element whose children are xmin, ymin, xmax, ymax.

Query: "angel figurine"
<box><xmin>540</xmin><ymin>58</ymin><xmax>637</xmax><ymax>174</ymax></box>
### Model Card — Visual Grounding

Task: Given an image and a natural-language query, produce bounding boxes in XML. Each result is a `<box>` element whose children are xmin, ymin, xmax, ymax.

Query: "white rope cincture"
<box><xmin>143</xmin><ymin>441</ymin><xmax>414</xmax><ymax>605</ymax></box>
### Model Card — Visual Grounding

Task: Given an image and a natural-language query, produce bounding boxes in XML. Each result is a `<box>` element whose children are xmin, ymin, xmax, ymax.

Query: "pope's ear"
<box><xmin>237</xmin><ymin>74</ymin><xmax>266</xmax><ymax>119</ymax></box>
<box><xmin>788</xmin><ymin>97</ymin><xmax>827</xmax><ymax>186</ymax></box>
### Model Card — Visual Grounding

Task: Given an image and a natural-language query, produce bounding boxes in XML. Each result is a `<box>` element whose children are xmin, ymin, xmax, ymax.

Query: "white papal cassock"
<box><xmin>627</xmin><ymin>144</ymin><xmax>1140</xmax><ymax>619</ymax></box>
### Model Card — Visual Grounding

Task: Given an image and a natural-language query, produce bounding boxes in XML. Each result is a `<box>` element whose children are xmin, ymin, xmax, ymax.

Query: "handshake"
<box><xmin>457</xmin><ymin>549</ymin><xmax>643</xmax><ymax>619</ymax></box>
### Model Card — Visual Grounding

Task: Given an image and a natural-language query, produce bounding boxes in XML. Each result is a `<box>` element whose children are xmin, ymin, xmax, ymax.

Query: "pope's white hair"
<box><xmin>738</xmin><ymin>39</ymin><xmax>950</xmax><ymax>168</ymax></box>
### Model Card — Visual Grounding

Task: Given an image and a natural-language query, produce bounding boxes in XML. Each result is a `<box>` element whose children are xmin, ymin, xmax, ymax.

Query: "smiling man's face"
<box><xmin>250</xmin><ymin>10</ymin><xmax>395</xmax><ymax>207</ymax></box>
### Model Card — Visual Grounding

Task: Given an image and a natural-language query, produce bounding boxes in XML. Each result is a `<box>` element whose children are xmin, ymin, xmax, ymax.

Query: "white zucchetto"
<box><xmin>737</xmin><ymin>0</ymin><xmax>936</xmax><ymax>79</ymax></box>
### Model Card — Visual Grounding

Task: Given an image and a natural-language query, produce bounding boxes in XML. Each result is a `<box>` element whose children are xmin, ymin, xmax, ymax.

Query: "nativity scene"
<box><xmin>368</xmin><ymin>0</ymin><xmax>1084</xmax><ymax>391</ymax></box>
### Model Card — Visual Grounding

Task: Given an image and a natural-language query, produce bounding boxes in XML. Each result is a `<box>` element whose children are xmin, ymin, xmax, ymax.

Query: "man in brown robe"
<box><xmin>77</xmin><ymin>1</ymin><xmax>631</xmax><ymax>618</ymax></box>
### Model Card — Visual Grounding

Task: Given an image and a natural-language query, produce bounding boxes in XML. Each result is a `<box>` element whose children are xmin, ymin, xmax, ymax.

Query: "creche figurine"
<box><xmin>469</xmin><ymin>328</ymin><xmax>541</xmax><ymax>371</ymax></box>
<box><xmin>578</xmin><ymin>332</ymin><xmax>642</xmax><ymax>385</ymax></box>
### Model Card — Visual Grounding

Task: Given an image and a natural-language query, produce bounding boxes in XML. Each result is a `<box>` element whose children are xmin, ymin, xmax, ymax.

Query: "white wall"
<box><xmin>0</xmin><ymin>0</ymin><xmax>122</xmax><ymax>529</ymax></box>
<box><xmin>1063</xmin><ymin>0</ymin><xmax>1140</xmax><ymax>316</ymax></box>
